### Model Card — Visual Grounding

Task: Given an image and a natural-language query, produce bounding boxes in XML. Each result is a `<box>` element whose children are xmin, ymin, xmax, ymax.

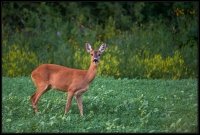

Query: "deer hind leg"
<box><xmin>31</xmin><ymin>83</ymin><xmax>49</xmax><ymax>113</ymax></box>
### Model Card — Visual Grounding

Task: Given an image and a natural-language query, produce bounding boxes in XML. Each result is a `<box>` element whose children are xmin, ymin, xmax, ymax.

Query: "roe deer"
<box><xmin>31</xmin><ymin>43</ymin><xmax>107</xmax><ymax>116</ymax></box>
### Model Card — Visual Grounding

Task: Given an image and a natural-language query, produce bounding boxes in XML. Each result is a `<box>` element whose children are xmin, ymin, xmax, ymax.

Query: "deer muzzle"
<box><xmin>93</xmin><ymin>58</ymin><xmax>98</xmax><ymax>63</ymax></box>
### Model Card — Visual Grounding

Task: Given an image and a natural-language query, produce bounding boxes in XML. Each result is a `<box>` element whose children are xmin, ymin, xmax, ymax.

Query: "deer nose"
<box><xmin>93</xmin><ymin>59</ymin><xmax>98</xmax><ymax>63</ymax></box>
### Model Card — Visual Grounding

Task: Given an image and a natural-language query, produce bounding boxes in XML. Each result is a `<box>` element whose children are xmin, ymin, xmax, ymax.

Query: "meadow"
<box><xmin>2</xmin><ymin>2</ymin><xmax>198</xmax><ymax>133</ymax></box>
<box><xmin>2</xmin><ymin>76</ymin><xmax>197</xmax><ymax>133</ymax></box>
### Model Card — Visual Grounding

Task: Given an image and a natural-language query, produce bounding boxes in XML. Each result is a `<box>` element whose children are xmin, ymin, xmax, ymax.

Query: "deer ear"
<box><xmin>99</xmin><ymin>43</ymin><xmax>107</xmax><ymax>53</ymax></box>
<box><xmin>85</xmin><ymin>43</ymin><xmax>93</xmax><ymax>53</ymax></box>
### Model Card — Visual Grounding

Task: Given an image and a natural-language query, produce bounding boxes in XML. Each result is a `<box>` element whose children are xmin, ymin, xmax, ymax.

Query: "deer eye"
<box><xmin>91</xmin><ymin>54</ymin><xmax>93</xmax><ymax>56</ymax></box>
<box><xmin>98</xmin><ymin>54</ymin><xmax>101</xmax><ymax>56</ymax></box>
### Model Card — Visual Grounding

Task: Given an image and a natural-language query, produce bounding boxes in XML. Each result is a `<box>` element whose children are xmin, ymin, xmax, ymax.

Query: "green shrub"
<box><xmin>2</xmin><ymin>43</ymin><xmax>39</xmax><ymax>77</ymax></box>
<box><xmin>135</xmin><ymin>50</ymin><xmax>187</xmax><ymax>79</ymax></box>
<box><xmin>2</xmin><ymin>2</ymin><xmax>197</xmax><ymax>79</ymax></box>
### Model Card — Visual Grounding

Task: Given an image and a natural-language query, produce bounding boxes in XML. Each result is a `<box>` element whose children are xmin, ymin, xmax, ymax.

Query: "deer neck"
<box><xmin>85</xmin><ymin>62</ymin><xmax>98</xmax><ymax>83</ymax></box>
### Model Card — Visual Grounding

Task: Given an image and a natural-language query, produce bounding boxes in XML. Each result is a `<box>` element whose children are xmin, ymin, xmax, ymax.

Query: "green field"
<box><xmin>2</xmin><ymin>76</ymin><xmax>197</xmax><ymax>133</ymax></box>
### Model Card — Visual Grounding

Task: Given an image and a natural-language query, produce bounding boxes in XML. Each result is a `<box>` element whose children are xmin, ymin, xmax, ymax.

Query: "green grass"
<box><xmin>2</xmin><ymin>76</ymin><xmax>198</xmax><ymax>133</ymax></box>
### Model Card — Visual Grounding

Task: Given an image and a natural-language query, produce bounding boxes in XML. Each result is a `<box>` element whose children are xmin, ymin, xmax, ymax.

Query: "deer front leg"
<box><xmin>75</xmin><ymin>95</ymin><xmax>83</xmax><ymax>116</ymax></box>
<box><xmin>65</xmin><ymin>92</ymin><xmax>74</xmax><ymax>115</ymax></box>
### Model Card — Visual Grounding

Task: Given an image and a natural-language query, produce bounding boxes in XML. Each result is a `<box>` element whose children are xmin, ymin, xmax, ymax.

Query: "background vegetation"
<box><xmin>2</xmin><ymin>2</ymin><xmax>198</xmax><ymax>79</ymax></box>
<box><xmin>2</xmin><ymin>77</ymin><xmax>197</xmax><ymax>133</ymax></box>
<box><xmin>2</xmin><ymin>2</ymin><xmax>198</xmax><ymax>133</ymax></box>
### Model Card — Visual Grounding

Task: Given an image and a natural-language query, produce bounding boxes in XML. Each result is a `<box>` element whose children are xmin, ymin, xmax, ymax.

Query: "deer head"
<box><xmin>86</xmin><ymin>43</ymin><xmax>107</xmax><ymax>65</ymax></box>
